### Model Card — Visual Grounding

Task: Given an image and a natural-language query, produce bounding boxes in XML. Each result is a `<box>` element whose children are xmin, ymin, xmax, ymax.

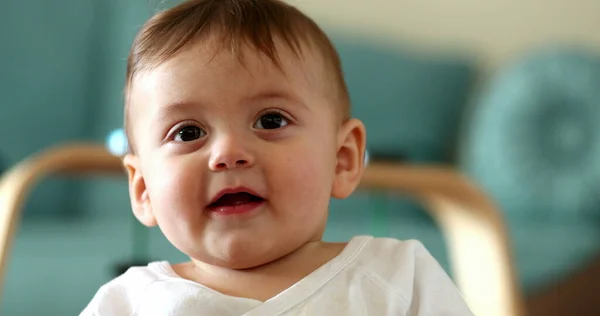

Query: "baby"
<box><xmin>82</xmin><ymin>0</ymin><xmax>473</xmax><ymax>315</ymax></box>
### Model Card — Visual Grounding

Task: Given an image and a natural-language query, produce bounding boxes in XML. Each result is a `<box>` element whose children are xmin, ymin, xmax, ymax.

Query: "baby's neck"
<box><xmin>172</xmin><ymin>240</ymin><xmax>347</xmax><ymax>302</ymax></box>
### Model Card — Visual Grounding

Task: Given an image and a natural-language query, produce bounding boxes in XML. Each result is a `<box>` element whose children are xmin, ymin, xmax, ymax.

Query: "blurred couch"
<box><xmin>330</xmin><ymin>35</ymin><xmax>600</xmax><ymax>304</ymax></box>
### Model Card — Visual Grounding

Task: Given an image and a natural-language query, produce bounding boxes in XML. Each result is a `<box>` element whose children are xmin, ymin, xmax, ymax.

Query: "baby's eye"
<box><xmin>174</xmin><ymin>125</ymin><xmax>206</xmax><ymax>142</ymax></box>
<box><xmin>253</xmin><ymin>113</ymin><xmax>289</xmax><ymax>130</ymax></box>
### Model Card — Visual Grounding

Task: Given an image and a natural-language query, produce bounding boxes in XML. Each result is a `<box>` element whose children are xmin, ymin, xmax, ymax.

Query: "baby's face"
<box><xmin>125</xmin><ymin>40</ymin><xmax>348</xmax><ymax>268</ymax></box>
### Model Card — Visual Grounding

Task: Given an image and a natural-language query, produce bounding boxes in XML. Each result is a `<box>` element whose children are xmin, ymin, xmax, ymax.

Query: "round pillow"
<box><xmin>459</xmin><ymin>48</ymin><xmax>600</xmax><ymax>221</ymax></box>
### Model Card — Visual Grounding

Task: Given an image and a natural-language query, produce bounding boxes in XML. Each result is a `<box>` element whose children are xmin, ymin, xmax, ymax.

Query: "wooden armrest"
<box><xmin>360</xmin><ymin>162</ymin><xmax>525</xmax><ymax>316</ymax></box>
<box><xmin>0</xmin><ymin>143</ymin><xmax>123</xmax><ymax>298</ymax></box>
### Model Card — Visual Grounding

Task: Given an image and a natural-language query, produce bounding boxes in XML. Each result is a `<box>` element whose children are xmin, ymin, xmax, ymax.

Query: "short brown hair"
<box><xmin>124</xmin><ymin>0</ymin><xmax>350</xmax><ymax>151</ymax></box>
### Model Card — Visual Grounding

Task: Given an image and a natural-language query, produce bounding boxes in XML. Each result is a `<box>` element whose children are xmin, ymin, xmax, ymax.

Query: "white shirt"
<box><xmin>81</xmin><ymin>236</ymin><xmax>473</xmax><ymax>315</ymax></box>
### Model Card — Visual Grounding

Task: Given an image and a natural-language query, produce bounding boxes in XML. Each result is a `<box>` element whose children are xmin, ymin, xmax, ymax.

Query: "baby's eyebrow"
<box><xmin>247</xmin><ymin>91</ymin><xmax>289</xmax><ymax>101</ymax></box>
<box><xmin>153</xmin><ymin>90</ymin><xmax>309</xmax><ymax>122</ymax></box>
<box><xmin>245</xmin><ymin>90</ymin><xmax>309</xmax><ymax>111</ymax></box>
<box><xmin>155</xmin><ymin>101</ymin><xmax>198</xmax><ymax>121</ymax></box>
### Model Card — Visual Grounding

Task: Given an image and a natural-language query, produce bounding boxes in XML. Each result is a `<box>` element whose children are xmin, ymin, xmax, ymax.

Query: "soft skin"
<box><xmin>123</xmin><ymin>39</ymin><xmax>366</xmax><ymax>301</ymax></box>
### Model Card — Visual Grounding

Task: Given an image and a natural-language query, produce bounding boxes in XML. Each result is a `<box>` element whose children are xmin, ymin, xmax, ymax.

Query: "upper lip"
<box><xmin>208</xmin><ymin>186</ymin><xmax>265</xmax><ymax>206</ymax></box>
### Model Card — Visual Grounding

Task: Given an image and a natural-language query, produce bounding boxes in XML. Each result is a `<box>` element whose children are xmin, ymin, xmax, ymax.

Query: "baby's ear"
<box><xmin>332</xmin><ymin>118</ymin><xmax>366</xmax><ymax>199</ymax></box>
<box><xmin>123</xmin><ymin>154</ymin><xmax>157</xmax><ymax>227</ymax></box>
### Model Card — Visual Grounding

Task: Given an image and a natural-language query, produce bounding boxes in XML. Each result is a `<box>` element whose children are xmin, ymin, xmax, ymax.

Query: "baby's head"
<box><xmin>122</xmin><ymin>0</ymin><xmax>366</xmax><ymax>269</ymax></box>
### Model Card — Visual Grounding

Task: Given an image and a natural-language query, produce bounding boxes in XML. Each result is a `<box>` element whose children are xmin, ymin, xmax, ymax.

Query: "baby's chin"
<box><xmin>185</xmin><ymin>235</ymin><xmax>295</xmax><ymax>270</ymax></box>
<box><xmin>189</xmin><ymin>249</ymin><xmax>287</xmax><ymax>271</ymax></box>
<box><xmin>192</xmin><ymin>255</ymin><xmax>275</xmax><ymax>271</ymax></box>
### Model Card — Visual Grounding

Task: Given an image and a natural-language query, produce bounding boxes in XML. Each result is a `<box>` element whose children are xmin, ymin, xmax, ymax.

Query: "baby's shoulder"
<box><xmin>344</xmin><ymin>236</ymin><xmax>473</xmax><ymax>315</ymax></box>
<box><xmin>350</xmin><ymin>237</ymin><xmax>448</xmax><ymax>291</ymax></box>
<box><xmin>80</xmin><ymin>261</ymin><xmax>173</xmax><ymax>315</ymax></box>
<box><xmin>355</xmin><ymin>237</ymin><xmax>433</xmax><ymax>270</ymax></box>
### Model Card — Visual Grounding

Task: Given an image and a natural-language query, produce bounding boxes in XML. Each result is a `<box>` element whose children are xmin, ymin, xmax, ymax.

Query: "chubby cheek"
<box><xmin>269</xmin><ymin>142</ymin><xmax>335</xmax><ymax>227</ymax></box>
<box><xmin>144</xmin><ymin>155</ymin><xmax>205</xmax><ymax>231</ymax></box>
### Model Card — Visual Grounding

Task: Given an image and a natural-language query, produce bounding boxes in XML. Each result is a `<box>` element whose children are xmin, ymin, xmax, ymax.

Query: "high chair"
<box><xmin>0</xmin><ymin>142</ymin><xmax>526</xmax><ymax>316</ymax></box>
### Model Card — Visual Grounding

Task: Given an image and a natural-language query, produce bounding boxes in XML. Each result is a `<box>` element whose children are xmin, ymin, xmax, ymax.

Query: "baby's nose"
<box><xmin>208</xmin><ymin>136</ymin><xmax>254</xmax><ymax>171</ymax></box>
<box><xmin>211</xmin><ymin>158</ymin><xmax>250</xmax><ymax>170</ymax></box>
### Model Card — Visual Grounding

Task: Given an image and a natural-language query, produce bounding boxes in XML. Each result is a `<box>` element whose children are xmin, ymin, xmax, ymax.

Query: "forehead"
<box><xmin>130</xmin><ymin>38</ymin><xmax>328</xmax><ymax>107</ymax></box>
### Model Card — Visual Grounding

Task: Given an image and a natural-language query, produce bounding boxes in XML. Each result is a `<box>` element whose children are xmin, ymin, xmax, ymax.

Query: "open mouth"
<box><xmin>208</xmin><ymin>192</ymin><xmax>265</xmax><ymax>209</ymax></box>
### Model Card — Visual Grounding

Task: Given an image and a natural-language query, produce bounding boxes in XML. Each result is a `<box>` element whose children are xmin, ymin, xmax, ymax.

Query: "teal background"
<box><xmin>2</xmin><ymin>1</ymin><xmax>600</xmax><ymax>315</ymax></box>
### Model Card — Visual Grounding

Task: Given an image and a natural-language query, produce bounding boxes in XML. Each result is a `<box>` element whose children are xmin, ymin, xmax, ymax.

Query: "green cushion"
<box><xmin>332</xmin><ymin>35</ymin><xmax>475</xmax><ymax>163</ymax></box>
<box><xmin>329</xmin><ymin>35</ymin><xmax>476</xmax><ymax>223</ymax></box>
<box><xmin>459</xmin><ymin>48</ymin><xmax>600</xmax><ymax>221</ymax></box>
<box><xmin>0</xmin><ymin>0</ymin><xmax>97</xmax><ymax>218</ymax></box>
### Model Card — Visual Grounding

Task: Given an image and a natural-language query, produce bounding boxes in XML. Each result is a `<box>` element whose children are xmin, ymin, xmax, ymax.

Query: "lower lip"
<box><xmin>207</xmin><ymin>200</ymin><xmax>265</xmax><ymax>217</ymax></box>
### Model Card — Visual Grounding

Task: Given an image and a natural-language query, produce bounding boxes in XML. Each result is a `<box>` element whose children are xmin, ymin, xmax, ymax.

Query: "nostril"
<box><xmin>213</xmin><ymin>159</ymin><xmax>248</xmax><ymax>170</ymax></box>
<box><xmin>236</xmin><ymin>160</ymin><xmax>247</xmax><ymax>166</ymax></box>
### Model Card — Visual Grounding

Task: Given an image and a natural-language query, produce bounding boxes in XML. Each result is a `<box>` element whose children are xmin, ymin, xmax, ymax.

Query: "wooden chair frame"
<box><xmin>0</xmin><ymin>143</ymin><xmax>525</xmax><ymax>316</ymax></box>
